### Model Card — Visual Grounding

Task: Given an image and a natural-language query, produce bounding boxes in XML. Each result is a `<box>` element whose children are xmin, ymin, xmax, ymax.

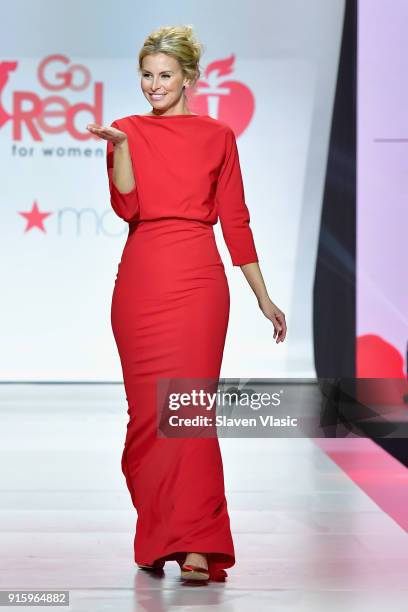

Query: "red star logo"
<box><xmin>18</xmin><ymin>201</ymin><xmax>52</xmax><ymax>232</ymax></box>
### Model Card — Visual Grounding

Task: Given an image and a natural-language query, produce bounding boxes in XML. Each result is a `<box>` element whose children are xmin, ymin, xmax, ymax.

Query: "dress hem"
<box><xmin>136</xmin><ymin>548</ymin><xmax>235</xmax><ymax>572</ymax></box>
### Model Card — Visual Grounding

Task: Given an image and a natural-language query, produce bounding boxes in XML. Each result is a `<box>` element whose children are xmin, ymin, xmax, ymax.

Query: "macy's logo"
<box><xmin>18</xmin><ymin>201</ymin><xmax>127</xmax><ymax>236</ymax></box>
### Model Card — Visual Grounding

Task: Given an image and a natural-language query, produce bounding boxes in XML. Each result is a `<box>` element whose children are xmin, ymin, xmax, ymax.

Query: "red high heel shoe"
<box><xmin>180</xmin><ymin>564</ymin><xmax>210</xmax><ymax>581</ymax></box>
<box><xmin>180</xmin><ymin>555</ymin><xmax>210</xmax><ymax>582</ymax></box>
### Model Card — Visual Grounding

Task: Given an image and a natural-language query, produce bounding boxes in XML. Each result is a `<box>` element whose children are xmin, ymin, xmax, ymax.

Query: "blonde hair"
<box><xmin>138</xmin><ymin>25</ymin><xmax>204</xmax><ymax>92</ymax></box>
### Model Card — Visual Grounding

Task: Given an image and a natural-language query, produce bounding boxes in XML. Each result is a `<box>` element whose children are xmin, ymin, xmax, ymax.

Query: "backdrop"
<box><xmin>0</xmin><ymin>0</ymin><xmax>345</xmax><ymax>380</ymax></box>
<box><xmin>357</xmin><ymin>0</ymin><xmax>408</xmax><ymax>379</ymax></box>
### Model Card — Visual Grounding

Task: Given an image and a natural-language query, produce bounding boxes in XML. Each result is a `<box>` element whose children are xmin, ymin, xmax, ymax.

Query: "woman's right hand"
<box><xmin>86</xmin><ymin>123</ymin><xmax>128</xmax><ymax>146</ymax></box>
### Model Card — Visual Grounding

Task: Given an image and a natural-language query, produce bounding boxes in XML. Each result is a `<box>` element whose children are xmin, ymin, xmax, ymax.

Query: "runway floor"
<box><xmin>0</xmin><ymin>383</ymin><xmax>407</xmax><ymax>611</ymax></box>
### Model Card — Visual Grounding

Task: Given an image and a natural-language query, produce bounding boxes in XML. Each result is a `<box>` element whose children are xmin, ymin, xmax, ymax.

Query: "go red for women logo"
<box><xmin>1</xmin><ymin>52</ymin><xmax>253</xmax><ymax>140</ymax></box>
<box><xmin>0</xmin><ymin>54</ymin><xmax>102</xmax><ymax>140</ymax></box>
<box><xmin>2</xmin><ymin>53</ymin><xmax>254</xmax><ymax>234</ymax></box>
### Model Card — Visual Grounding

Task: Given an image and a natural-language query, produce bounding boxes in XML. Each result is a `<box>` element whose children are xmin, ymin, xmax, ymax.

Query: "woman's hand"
<box><xmin>258</xmin><ymin>296</ymin><xmax>287</xmax><ymax>344</ymax></box>
<box><xmin>86</xmin><ymin>123</ymin><xmax>128</xmax><ymax>146</ymax></box>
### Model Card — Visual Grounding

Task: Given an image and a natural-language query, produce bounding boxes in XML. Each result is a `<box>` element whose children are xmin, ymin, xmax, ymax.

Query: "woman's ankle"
<box><xmin>184</xmin><ymin>552</ymin><xmax>208</xmax><ymax>568</ymax></box>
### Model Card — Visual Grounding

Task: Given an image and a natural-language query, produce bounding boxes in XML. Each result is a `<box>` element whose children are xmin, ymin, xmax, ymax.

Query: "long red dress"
<box><xmin>107</xmin><ymin>113</ymin><xmax>258</xmax><ymax>575</ymax></box>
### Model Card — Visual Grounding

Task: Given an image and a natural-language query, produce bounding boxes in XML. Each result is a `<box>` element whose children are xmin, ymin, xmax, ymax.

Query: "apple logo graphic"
<box><xmin>187</xmin><ymin>53</ymin><xmax>255</xmax><ymax>137</ymax></box>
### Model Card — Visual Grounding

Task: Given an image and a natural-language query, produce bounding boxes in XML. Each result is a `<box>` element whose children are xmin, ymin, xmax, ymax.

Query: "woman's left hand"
<box><xmin>258</xmin><ymin>296</ymin><xmax>287</xmax><ymax>343</ymax></box>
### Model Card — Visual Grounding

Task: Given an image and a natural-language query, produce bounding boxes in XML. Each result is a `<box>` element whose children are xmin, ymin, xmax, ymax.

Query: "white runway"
<box><xmin>0</xmin><ymin>384</ymin><xmax>407</xmax><ymax>611</ymax></box>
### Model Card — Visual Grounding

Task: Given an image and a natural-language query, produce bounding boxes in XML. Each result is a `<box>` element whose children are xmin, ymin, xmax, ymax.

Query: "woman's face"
<box><xmin>140</xmin><ymin>53</ymin><xmax>190</xmax><ymax>112</ymax></box>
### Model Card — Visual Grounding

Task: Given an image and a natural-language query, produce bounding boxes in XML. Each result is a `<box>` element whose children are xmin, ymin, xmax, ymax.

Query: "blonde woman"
<box><xmin>87</xmin><ymin>24</ymin><xmax>286</xmax><ymax>583</ymax></box>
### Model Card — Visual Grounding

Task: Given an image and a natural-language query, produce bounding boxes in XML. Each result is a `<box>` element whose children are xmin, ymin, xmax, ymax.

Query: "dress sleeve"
<box><xmin>106</xmin><ymin>120</ymin><xmax>139</xmax><ymax>222</ymax></box>
<box><xmin>215</xmin><ymin>127</ymin><xmax>259</xmax><ymax>266</ymax></box>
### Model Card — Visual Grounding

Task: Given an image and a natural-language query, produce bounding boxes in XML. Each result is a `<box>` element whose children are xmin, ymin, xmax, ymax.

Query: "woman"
<box><xmin>87</xmin><ymin>25</ymin><xmax>287</xmax><ymax>583</ymax></box>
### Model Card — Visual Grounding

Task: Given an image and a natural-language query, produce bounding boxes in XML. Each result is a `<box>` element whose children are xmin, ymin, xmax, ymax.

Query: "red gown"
<box><xmin>107</xmin><ymin>113</ymin><xmax>258</xmax><ymax>575</ymax></box>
